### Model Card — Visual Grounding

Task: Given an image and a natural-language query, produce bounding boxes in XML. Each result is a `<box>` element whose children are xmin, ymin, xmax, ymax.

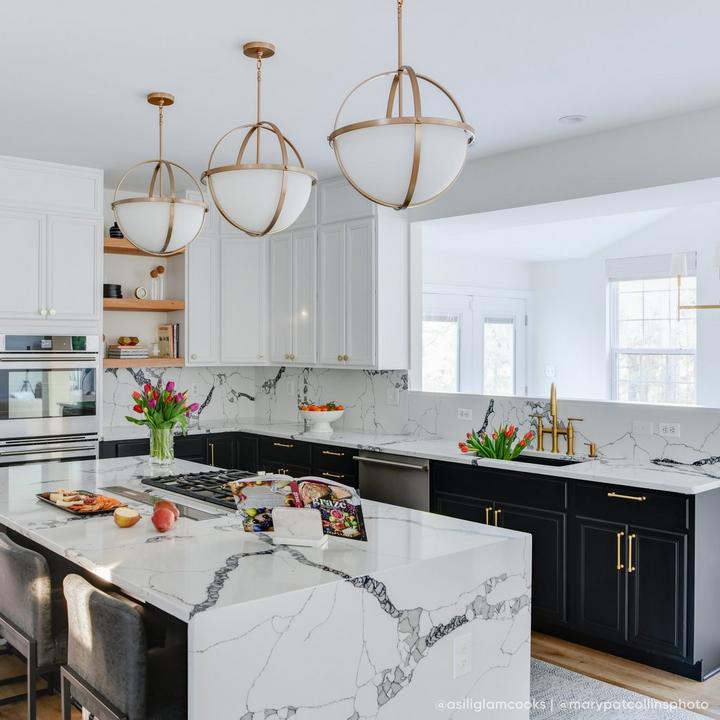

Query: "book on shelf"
<box><xmin>158</xmin><ymin>323</ymin><xmax>181</xmax><ymax>359</ymax></box>
<box><xmin>107</xmin><ymin>344</ymin><xmax>149</xmax><ymax>358</ymax></box>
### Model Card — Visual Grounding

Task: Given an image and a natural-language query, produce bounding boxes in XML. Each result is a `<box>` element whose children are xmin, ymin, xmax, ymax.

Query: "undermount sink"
<box><xmin>512</xmin><ymin>454</ymin><xmax>583</xmax><ymax>467</ymax></box>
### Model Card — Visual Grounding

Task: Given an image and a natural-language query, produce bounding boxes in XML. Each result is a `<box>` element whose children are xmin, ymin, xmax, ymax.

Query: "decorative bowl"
<box><xmin>300</xmin><ymin>409</ymin><xmax>344</xmax><ymax>434</ymax></box>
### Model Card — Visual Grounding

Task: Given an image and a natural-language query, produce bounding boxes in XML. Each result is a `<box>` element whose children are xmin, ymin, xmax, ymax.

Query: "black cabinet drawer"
<box><xmin>575</xmin><ymin>481</ymin><xmax>689</xmax><ymax>532</ymax></box>
<box><xmin>311</xmin><ymin>444</ymin><xmax>356</xmax><ymax>474</ymax></box>
<box><xmin>261</xmin><ymin>460</ymin><xmax>311</xmax><ymax>477</ymax></box>
<box><xmin>431</xmin><ymin>461</ymin><xmax>567</xmax><ymax>512</ymax></box>
<box><xmin>175</xmin><ymin>435</ymin><xmax>207</xmax><ymax>463</ymax></box>
<box><xmin>259</xmin><ymin>436</ymin><xmax>311</xmax><ymax>466</ymax></box>
<box><xmin>314</xmin><ymin>469</ymin><xmax>358</xmax><ymax>488</ymax></box>
<box><xmin>115</xmin><ymin>439</ymin><xmax>149</xmax><ymax>457</ymax></box>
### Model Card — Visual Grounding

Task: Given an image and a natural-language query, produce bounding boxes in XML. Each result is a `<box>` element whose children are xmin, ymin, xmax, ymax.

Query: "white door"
<box><xmin>344</xmin><ymin>218</ymin><xmax>375</xmax><ymax>367</ymax></box>
<box><xmin>186</xmin><ymin>235</ymin><xmax>219</xmax><ymax>365</ymax></box>
<box><xmin>317</xmin><ymin>223</ymin><xmax>346</xmax><ymax>366</ymax></box>
<box><xmin>46</xmin><ymin>215</ymin><xmax>100</xmax><ymax>322</ymax></box>
<box><xmin>0</xmin><ymin>209</ymin><xmax>45</xmax><ymax>321</ymax></box>
<box><xmin>291</xmin><ymin>228</ymin><xmax>317</xmax><ymax>365</ymax></box>
<box><xmin>268</xmin><ymin>233</ymin><xmax>293</xmax><ymax>363</ymax></box>
<box><xmin>220</xmin><ymin>235</ymin><xmax>267</xmax><ymax>364</ymax></box>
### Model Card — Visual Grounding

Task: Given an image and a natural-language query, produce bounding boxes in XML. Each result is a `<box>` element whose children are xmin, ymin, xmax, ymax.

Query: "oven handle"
<box><xmin>0</xmin><ymin>359</ymin><xmax>98</xmax><ymax>369</ymax></box>
<box><xmin>0</xmin><ymin>445</ymin><xmax>97</xmax><ymax>458</ymax></box>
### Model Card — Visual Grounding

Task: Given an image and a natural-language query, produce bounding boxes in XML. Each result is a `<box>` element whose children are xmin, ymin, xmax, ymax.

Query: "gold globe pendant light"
<box><xmin>112</xmin><ymin>92</ymin><xmax>208</xmax><ymax>256</ymax></box>
<box><xmin>202</xmin><ymin>42</ymin><xmax>317</xmax><ymax>237</ymax></box>
<box><xmin>329</xmin><ymin>0</ymin><xmax>475</xmax><ymax>210</ymax></box>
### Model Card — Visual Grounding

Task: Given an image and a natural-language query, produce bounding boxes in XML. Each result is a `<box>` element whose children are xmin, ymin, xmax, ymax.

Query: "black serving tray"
<box><xmin>36</xmin><ymin>491</ymin><xmax>125</xmax><ymax>516</ymax></box>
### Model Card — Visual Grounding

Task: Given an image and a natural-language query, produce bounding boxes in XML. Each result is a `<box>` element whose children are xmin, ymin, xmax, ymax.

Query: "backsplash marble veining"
<box><xmin>105</xmin><ymin>366</ymin><xmax>720</xmax><ymax>466</ymax></box>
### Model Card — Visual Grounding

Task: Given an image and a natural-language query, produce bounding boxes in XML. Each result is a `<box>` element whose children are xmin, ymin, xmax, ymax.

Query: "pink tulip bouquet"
<box><xmin>126</xmin><ymin>381</ymin><xmax>200</xmax><ymax>464</ymax></box>
<box><xmin>458</xmin><ymin>424</ymin><xmax>534</xmax><ymax>460</ymax></box>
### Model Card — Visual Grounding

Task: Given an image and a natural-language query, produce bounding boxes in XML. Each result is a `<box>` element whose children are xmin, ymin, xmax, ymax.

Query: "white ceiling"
<box><xmin>2</xmin><ymin>0</ymin><xmax>720</xmax><ymax>188</ymax></box>
<box><xmin>422</xmin><ymin>208</ymin><xmax>674</xmax><ymax>262</ymax></box>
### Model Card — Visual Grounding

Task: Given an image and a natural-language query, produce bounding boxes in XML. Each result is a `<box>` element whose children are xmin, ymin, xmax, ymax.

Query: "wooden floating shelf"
<box><xmin>104</xmin><ymin>237</ymin><xmax>186</xmax><ymax>256</ymax></box>
<box><xmin>103</xmin><ymin>298</ymin><xmax>185</xmax><ymax>312</ymax></box>
<box><xmin>104</xmin><ymin>357</ymin><xmax>185</xmax><ymax>369</ymax></box>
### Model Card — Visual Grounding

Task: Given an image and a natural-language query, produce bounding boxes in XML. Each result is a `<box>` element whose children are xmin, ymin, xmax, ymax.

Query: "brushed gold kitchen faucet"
<box><xmin>532</xmin><ymin>383</ymin><xmax>583</xmax><ymax>455</ymax></box>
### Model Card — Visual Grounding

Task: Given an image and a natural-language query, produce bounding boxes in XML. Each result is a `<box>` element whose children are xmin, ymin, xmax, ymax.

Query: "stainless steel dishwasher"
<box><xmin>355</xmin><ymin>450</ymin><xmax>430</xmax><ymax>511</ymax></box>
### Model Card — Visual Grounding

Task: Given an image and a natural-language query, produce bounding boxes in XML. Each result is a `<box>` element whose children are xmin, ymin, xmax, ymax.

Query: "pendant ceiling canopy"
<box><xmin>112</xmin><ymin>92</ymin><xmax>208</xmax><ymax>256</ymax></box>
<box><xmin>202</xmin><ymin>41</ymin><xmax>317</xmax><ymax>237</ymax></box>
<box><xmin>329</xmin><ymin>0</ymin><xmax>475</xmax><ymax>210</ymax></box>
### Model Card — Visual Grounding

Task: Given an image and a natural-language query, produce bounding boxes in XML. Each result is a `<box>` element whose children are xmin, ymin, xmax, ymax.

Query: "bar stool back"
<box><xmin>61</xmin><ymin>574</ymin><xmax>186</xmax><ymax>720</ymax></box>
<box><xmin>0</xmin><ymin>531</ymin><xmax>66</xmax><ymax>720</ymax></box>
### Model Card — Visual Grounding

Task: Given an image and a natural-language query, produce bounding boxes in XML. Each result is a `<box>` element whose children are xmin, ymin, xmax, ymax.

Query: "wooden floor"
<box><xmin>2</xmin><ymin>633</ymin><xmax>720</xmax><ymax>718</ymax></box>
<box><xmin>533</xmin><ymin>632</ymin><xmax>720</xmax><ymax>718</ymax></box>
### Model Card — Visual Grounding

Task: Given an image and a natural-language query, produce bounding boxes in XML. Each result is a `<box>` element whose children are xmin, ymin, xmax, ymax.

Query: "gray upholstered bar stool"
<box><xmin>0</xmin><ymin>531</ymin><xmax>67</xmax><ymax>720</ymax></box>
<box><xmin>61</xmin><ymin>574</ymin><xmax>186</xmax><ymax>720</ymax></box>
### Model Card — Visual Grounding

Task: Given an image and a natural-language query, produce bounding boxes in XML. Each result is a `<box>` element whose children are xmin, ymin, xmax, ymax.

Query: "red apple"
<box><xmin>151</xmin><ymin>507</ymin><xmax>175</xmax><ymax>533</ymax></box>
<box><xmin>154</xmin><ymin>499</ymin><xmax>179</xmax><ymax>520</ymax></box>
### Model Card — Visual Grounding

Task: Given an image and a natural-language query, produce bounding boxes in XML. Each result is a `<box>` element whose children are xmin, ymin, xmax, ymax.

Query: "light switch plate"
<box><xmin>453</xmin><ymin>633</ymin><xmax>472</xmax><ymax>678</ymax></box>
<box><xmin>386</xmin><ymin>387</ymin><xmax>400</xmax><ymax>406</ymax></box>
<box><xmin>458</xmin><ymin>408</ymin><xmax>473</xmax><ymax>421</ymax></box>
<box><xmin>658</xmin><ymin>422</ymin><xmax>681</xmax><ymax>438</ymax></box>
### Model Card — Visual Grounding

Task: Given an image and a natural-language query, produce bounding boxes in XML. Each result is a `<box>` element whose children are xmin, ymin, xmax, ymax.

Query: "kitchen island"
<box><xmin>0</xmin><ymin>457</ymin><xmax>532</xmax><ymax>719</ymax></box>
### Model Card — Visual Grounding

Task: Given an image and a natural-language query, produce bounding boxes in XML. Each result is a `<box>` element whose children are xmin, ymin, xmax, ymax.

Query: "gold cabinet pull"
<box><xmin>337</xmin><ymin>354</ymin><xmax>344</xmax><ymax>362</ymax></box>
<box><xmin>607</xmin><ymin>492</ymin><xmax>646</xmax><ymax>502</ymax></box>
<box><xmin>628</xmin><ymin>533</ymin><xmax>637</xmax><ymax>573</ymax></box>
<box><xmin>494</xmin><ymin>509</ymin><xmax>502</xmax><ymax>526</ymax></box>
<box><xmin>322</xmin><ymin>450</ymin><xmax>345</xmax><ymax>457</ymax></box>
<box><xmin>209</xmin><ymin>442</ymin><xmax>215</xmax><ymax>466</ymax></box>
<box><xmin>273</xmin><ymin>442</ymin><xmax>294</xmax><ymax>449</ymax></box>
<box><xmin>321</xmin><ymin>471</ymin><xmax>345</xmax><ymax>480</ymax></box>
<box><xmin>484</xmin><ymin>507</ymin><xmax>492</xmax><ymax>525</ymax></box>
<box><xmin>616</xmin><ymin>531</ymin><xmax>625</xmax><ymax>571</ymax></box>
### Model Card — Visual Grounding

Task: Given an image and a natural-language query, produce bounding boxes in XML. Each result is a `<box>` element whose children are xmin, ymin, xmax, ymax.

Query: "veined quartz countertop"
<box><xmin>0</xmin><ymin>456</ymin><xmax>524</xmax><ymax>622</ymax></box>
<box><xmin>102</xmin><ymin>419</ymin><xmax>720</xmax><ymax>495</ymax></box>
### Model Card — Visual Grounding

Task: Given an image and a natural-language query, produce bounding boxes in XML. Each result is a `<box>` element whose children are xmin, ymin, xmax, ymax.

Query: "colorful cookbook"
<box><xmin>227</xmin><ymin>475</ymin><xmax>367</xmax><ymax>541</ymax></box>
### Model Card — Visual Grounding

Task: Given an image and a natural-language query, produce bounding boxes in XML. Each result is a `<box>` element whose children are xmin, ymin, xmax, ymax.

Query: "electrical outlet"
<box><xmin>190</xmin><ymin>384</ymin><xmax>199</xmax><ymax>397</ymax></box>
<box><xmin>386</xmin><ymin>386</ymin><xmax>400</xmax><ymax>406</ymax></box>
<box><xmin>544</xmin><ymin>364</ymin><xmax>556</xmax><ymax>379</ymax></box>
<box><xmin>453</xmin><ymin>634</ymin><xmax>472</xmax><ymax>679</ymax></box>
<box><xmin>632</xmin><ymin>421</ymin><xmax>654</xmax><ymax>436</ymax></box>
<box><xmin>457</xmin><ymin>408</ymin><xmax>473</xmax><ymax>421</ymax></box>
<box><xmin>287</xmin><ymin>378</ymin><xmax>296</xmax><ymax>397</ymax></box>
<box><xmin>659</xmin><ymin>422</ymin><xmax>681</xmax><ymax>438</ymax></box>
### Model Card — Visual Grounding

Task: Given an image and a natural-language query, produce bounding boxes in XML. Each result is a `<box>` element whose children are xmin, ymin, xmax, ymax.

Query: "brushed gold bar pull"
<box><xmin>607</xmin><ymin>492</ymin><xmax>646</xmax><ymax>502</ymax></box>
<box><xmin>322</xmin><ymin>450</ymin><xmax>345</xmax><ymax>457</ymax></box>
<box><xmin>273</xmin><ymin>442</ymin><xmax>294</xmax><ymax>449</ymax></box>
<box><xmin>616</xmin><ymin>531</ymin><xmax>625</xmax><ymax>571</ymax></box>
<box><xmin>628</xmin><ymin>533</ymin><xmax>637</xmax><ymax>573</ymax></box>
<box><xmin>321</xmin><ymin>471</ymin><xmax>345</xmax><ymax>480</ymax></box>
<box><xmin>485</xmin><ymin>507</ymin><xmax>492</xmax><ymax>525</ymax></box>
<box><xmin>494</xmin><ymin>509</ymin><xmax>502</xmax><ymax>526</ymax></box>
<box><xmin>209</xmin><ymin>442</ymin><xmax>215</xmax><ymax>466</ymax></box>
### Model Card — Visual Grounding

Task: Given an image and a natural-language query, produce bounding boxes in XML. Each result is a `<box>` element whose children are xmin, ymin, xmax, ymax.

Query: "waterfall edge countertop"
<box><xmin>0</xmin><ymin>456</ymin><xmax>532</xmax><ymax>719</ymax></box>
<box><xmin>103</xmin><ymin>418</ymin><xmax>720</xmax><ymax>495</ymax></box>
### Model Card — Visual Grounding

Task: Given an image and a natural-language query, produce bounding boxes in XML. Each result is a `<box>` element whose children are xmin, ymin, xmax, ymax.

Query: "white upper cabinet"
<box><xmin>46</xmin><ymin>215</ymin><xmax>101</xmax><ymax>322</ymax></box>
<box><xmin>186</xmin><ymin>235</ymin><xmax>219</xmax><ymax>365</ymax></box>
<box><xmin>0</xmin><ymin>210</ymin><xmax>45</xmax><ymax>322</ymax></box>
<box><xmin>220</xmin><ymin>235</ymin><xmax>267</xmax><ymax>364</ymax></box>
<box><xmin>269</xmin><ymin>229</ymin><xmax>317</xmax><ymax>365</ymax></box>
<box><xmin>317</xmin><ymin>224</ymin><xmax>345</xmax><ymax>365</ymax></box>
<box><xmin>0</xmin><ymin>158</ymin><xmax>103</xmax><ymax>331</ymax></box>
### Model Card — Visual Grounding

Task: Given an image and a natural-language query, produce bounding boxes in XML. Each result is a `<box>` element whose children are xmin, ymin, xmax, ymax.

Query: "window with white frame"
<box><xmin>610</xmin><ymin>273</ymin><xmax>697</xmax><ymax>404</ymax></box>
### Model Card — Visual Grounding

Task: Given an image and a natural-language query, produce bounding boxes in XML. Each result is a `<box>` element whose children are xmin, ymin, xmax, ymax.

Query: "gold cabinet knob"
<box><xmin>285</xmin><ymin>353</ymin><xmax>290</xmax><ymax>360</ymax></box>
<box><xmin>290</xmin><ymin>353</ymin><xmax>295</xmax><ymax>361</ymax></box>
<box><xmin>343</xmin><ymin>354</ymin><xmax>349</xmax><ymax>361</ymax></box>
<box><xmin>337</xmin><ymin>354</ymin><xmax>344</xmax><ymax>362</ymax></box>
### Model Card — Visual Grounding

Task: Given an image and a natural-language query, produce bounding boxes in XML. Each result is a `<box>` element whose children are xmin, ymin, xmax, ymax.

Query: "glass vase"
<box><xmin>149</xmin><ymin>427</ymin><xmax>174</xmax><ymax>465</ymax></box>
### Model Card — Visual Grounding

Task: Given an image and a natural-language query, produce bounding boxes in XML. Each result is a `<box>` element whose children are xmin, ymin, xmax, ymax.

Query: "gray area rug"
<box><xmin>531</xmin><ymin>659</ymin><xmax>709</xmax><ymax>719</ymax></box>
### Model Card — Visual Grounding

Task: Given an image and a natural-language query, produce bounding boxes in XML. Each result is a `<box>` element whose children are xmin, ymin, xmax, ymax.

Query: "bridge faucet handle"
<box><xmin>567</xmin><ymin>417</ymin><xmax>584</xmax><ymax>424</ymax></box>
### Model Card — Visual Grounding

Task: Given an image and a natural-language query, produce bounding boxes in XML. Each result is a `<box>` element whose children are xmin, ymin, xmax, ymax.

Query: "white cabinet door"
<box><xmin>344</xmin><ymin>218</ymin><xmax>375</xmax><ymax>367</ymax></box>
<box><xmin>268</xmin><ymin>233</ymin><xmax>293</xmax><ymax>363</ymax></box>
<box><xmin>186</xmin><ymin>235</ymin><xmax>219</xmax><ymax>364</ymax></box>
<box><xmin>317</xmin><ymin>224</ymin><xmax>346</xmax><ymax>366</ymax></box>
<box><xmin>291</xmin><ymin>228</ymin><xmax>317</xmax><ymax>365</ymax></box>
<box><xmin>0</xmin><ymin>210</ymin><xmax>45</xmax><ymax>321</ymax></box>
<box><xmin>220</xmin><ymin>235</ymin><xmax>267</xmax><ymax>364</ymax></box>
<box><xmin>46</xmin><ymin>215</ymin><xmax>100</xmax><ymax>322</ymax></box>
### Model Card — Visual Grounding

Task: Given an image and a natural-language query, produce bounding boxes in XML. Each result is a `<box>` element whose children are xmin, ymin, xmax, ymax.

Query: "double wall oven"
<box><xmin>0</xmin><ymin>335</ymin><xmax>100</xmax><ymax>465</ymax></box>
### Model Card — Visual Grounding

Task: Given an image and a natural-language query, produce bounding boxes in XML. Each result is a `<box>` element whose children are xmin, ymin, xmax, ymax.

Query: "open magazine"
<box><xmin>226</xmin><ymin>474</ymin><xmax>367</xmax><ymax>541</ymax></box>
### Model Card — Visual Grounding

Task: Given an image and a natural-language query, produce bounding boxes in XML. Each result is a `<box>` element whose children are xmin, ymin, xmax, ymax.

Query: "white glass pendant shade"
<box><xmin>114</xmin><ymin>198</ymin><xmax>206</xmax><ymax>255</ymax></box>
<box><xmin>333</xmin><ymin>121</ymin><xmax>469</xmax><ymax>208</ymax></box>
<box><xmin>207</xmin><ymin>167</ymin><xmax>313</xmax><ymax>235</ymax></box>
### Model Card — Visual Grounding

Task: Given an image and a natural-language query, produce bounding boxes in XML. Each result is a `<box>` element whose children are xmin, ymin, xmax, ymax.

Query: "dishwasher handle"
<box><xmin>353</xmin><ymin>455</ymin><xmax>427</xmax><ymax>472</ymax></box>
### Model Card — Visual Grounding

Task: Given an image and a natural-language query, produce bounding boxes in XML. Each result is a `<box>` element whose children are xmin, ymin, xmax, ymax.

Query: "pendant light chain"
<box><xmin>256</xmin><ymin>51</ymin><xmax>263</xmax><ymax>163</ymax></box>
<box><xmin>157</xmin><ymin>102</ymin><xmax>164</xmax><ymax>196</ymax></box>
<box><xmin>397</xmin><ymin>0</ymin><xmax>404</xmax><ymax>116</ymax></box>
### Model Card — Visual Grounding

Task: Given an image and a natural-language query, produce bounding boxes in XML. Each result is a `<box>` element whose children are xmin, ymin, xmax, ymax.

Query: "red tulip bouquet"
<box><xmin>126</xmin><ymin>381</ymin><xmax>200</xmax><ymax>465</ymax></box>
<box><xmin>458</xmin><ymin>424</ymin><xmax>534</xmax><ymax>460</ymax></box>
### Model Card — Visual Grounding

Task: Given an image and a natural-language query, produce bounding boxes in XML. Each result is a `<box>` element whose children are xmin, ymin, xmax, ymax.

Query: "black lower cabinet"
<box><xmin>574</xmin><ymin>517</ymin><xmax>627</xmax><ymax>644</ymax></box>
<box><xmin>498</xmin><ymin>502</ymin><xmax>566</xmax><ymax>627</ymax></box>
<box><xmin>174</xmin><ymin>435</ymin><xmax>207</xmax><ymax>463</ymax></box>
<box><xmin>207</xmin><ymin>434</ymin><xmax>235</xmax><ymax>468</ymax></box>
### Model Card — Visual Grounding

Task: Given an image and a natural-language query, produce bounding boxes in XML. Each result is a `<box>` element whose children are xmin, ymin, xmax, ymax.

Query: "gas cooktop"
<box><xmin>141</xmin><ymin>469</ymin><xmax>257</xmax><ymax>510</ymax></box>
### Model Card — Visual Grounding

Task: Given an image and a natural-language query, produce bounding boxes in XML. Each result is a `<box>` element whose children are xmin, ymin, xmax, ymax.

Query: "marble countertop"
<box><xmin>103</xmin><ymin>418</ymin><xmax>720</xmax><ymax>494</ymax></box>
<box><xmin>0</xmin><ymin>457</ymin><xmax>524</xmax><ymax>622</ymax></box>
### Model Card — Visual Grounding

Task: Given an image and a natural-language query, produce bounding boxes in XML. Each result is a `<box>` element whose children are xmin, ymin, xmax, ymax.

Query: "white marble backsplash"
<box><xmin>105</xmin><ymin>366</ymin><xmax>720</xmax><ymax>466</ymax></box>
